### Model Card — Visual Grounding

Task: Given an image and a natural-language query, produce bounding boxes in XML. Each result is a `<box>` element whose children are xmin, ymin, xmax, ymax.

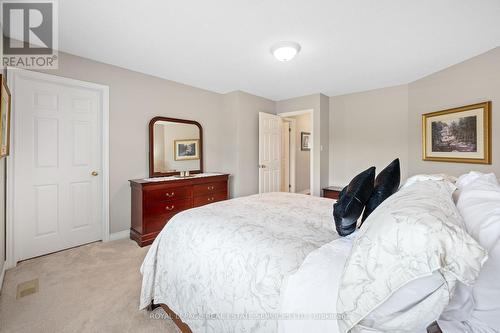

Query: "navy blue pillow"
<box><xmin>333</xmin><ymin>167</ymin><xmax>375</xmax><ymax>236</ymax></box>
<box><xmin>360</xmin><ymin>159</ymin><xmax>400</xmax><ymax>224</ymax></box>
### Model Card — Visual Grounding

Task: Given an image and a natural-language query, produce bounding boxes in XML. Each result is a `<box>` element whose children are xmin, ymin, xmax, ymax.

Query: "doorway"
<box><xmin>279</xmin><ymin>110</ymin><xmax>312</xmax><ymax>195</ymax></box>
<box><xmin>7</xmin><ymin>69</ymin><xmax>109</xmax><ymax>265</ymax></box>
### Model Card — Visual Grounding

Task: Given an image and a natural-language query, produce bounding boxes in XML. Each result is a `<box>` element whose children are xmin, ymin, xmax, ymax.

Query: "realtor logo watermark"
<box><xmin>1</xmin><ymin>0</ymin><xmax>58</xmax><ymax>69</ymax></box>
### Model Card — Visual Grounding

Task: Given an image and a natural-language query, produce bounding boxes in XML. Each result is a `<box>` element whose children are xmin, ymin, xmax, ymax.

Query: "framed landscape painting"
<box><xmin>422</xmin><ymin>102</ymin><xmax>491</xmax><ymax>164</ymax></box>
<box><xmin>174</xmin><ymin>139</ymin><xmax>200</xmax><ymax>161</ymax></box>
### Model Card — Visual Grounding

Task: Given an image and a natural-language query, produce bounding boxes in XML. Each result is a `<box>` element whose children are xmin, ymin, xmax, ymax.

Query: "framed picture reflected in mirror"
<box><xmin>174</xmin><ymin>139</ymin><xmax>200</xmax><ymax>161</ymax></box>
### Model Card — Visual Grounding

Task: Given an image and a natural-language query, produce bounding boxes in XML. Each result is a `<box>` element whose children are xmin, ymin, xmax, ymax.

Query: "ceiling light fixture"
<box><xmin>270</xmin><ymin>41</ymin><xmax>301</xmax><ymax>62</ymax></box>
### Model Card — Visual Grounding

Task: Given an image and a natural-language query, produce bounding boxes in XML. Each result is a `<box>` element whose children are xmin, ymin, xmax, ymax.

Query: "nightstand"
<box><xmin>322</xmin><ymin>186</ymin><xmax>344</xmax><ymax>200</ymax></box>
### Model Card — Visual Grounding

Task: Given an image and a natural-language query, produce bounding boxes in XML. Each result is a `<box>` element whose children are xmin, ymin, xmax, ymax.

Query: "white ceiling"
<box><xmin>60</xmin><ymin>0</ymin><xmax>500</xmax><ymax>101</ymax></box>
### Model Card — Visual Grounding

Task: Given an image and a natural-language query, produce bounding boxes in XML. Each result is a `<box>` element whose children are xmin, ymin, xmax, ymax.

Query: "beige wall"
<box><xmin>408</xmin><ymin>47</ymin><xmax>500</xmax><ymax>177</ymax></box>
<box><xmin>1</xmin><ymin>68</ymin><xmax>6</xmax><ymax>276</ymax></box>
<box><xmin>38</xmin><ymin>52</ymin><xmax>272</xmax><ymax>233</ymax></box>
<box><xmin>291</xmin><ymin>113</ymin><xmax>311</xmax><ymax>193</ymax></box>
<box><xmin>320</xmin><ymin>94</ymin><xmax>330</xmax><ymax>190</ymax></box>
<box><xmin>329</xmin><ymin>47</ymin><xmax>500</xmax><ymax>186</ymax></box>
<box><xmin>233</xmin><ymin>92</ymin><xmax>276</xmax><ymax>197</ymax></box>
<box><xmin>0</xmin><ymin>159</ymin><xmax>4</xmax><ymax>276</ymax></box>
<box><xmin>329</xmin><ymin>85</ymin><xmax>409</xmax><ymax>186</ymax></box>
<box><xmin>221</xmin><ymin>92</ymin><xmax>239</xmax><ymax>197</ymax></box>
<box><xmin>276</xmin><ymin>94</ymin><xmax>319</xmax><ymax>114</ymax></box>
<box><xmin>222</xmin><ymin>91</ymin><xmax>276</xmax><ymax>197</ymax></box>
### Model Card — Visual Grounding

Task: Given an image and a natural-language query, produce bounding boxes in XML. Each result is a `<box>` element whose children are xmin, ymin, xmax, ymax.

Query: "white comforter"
<box><xmin>140</xmin><ymin>192</ymin><xmax>338</xmax><ymax>333</ymax></box>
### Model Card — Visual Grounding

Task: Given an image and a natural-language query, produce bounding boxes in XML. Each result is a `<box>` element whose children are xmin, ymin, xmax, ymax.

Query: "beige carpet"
<box><xmin>0</xmin><ymin>239</ymin><xmax>181</xmax><ymax>333</ymax></box>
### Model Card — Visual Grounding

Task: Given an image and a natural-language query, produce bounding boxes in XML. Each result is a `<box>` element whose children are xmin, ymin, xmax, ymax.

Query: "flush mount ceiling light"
<box><xmin>270</xmin><ymin>41</ymin><xmax>301</xmax><ymax>62</ymax></box>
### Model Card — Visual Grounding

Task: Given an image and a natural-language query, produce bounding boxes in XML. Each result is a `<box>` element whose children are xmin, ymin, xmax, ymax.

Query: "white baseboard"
<box><xmin>0</xmin><ymin>262</ymin><xmax>6</xmax><ymax>292</ymax></box>
<box><xmin>108</xmin><ymin>230</ymin><xmax>129</xmax><ymax>241</ymax></box>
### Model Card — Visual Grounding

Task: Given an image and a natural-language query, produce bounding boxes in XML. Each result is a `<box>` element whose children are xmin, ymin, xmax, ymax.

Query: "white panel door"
<box><xmin>259</xmin><ymin>112</ymin><xmax>281</xmax><ymax>193</ymax></box>
<box><xmin>14</xmin><ymin>74</ymin><xmax>103</xmax><ymax>261</ymax></box>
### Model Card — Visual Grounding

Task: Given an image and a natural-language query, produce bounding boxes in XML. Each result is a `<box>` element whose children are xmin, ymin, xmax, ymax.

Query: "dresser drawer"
<box><xmin>193</xmin><ymin>191</ymin><xmax>228</xmax><ymax>207</ymax></box>
<box><xmin>144</xmin><ymin>216</ymin><xmax>170</xmax><ymax>234</ymax></box>
<box><xmin>144</xmin><ymin>186</ymin><xmax>192</xmax><ymax>203</ymax></box>
<box><xmin>144</xmin><ymin>198</ymin><xmax>192</xmax><ymax>233</ymax></box>
<box><xmin>145</xmin><ymin>198</ymin><xmax>192</xmax><ymax>216</ymax></box>
<box><xmin>193</xmin><ymin>181</ymin><xmax>227</xmax><ymax>197</ymax></box>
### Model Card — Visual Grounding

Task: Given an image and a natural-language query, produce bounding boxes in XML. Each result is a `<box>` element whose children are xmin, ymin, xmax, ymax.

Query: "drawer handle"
<box><xmin>165</xmin><ymin>192</ymin><xmax>175</xmax><ymax>197</ymax></box>
<box><xmin>165</xmin><ymin>205</ymin><xmax>175</xmax><ymax>211</ymax></box>
<box><xmin>207</xmin><ymin>197</ymin><xmax>215</xmax><ymax>202</ymax></box>
<box><xmin>207</xmin><ymin>186</ymin><xmax>215</xmax><ymax>190</ymax></box>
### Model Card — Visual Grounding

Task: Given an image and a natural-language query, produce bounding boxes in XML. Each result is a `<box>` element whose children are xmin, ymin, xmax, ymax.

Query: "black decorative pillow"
<box><xmin>333</xmin><ymin>167</ymin><xmax>375</xmax><ymax>236</ymax></box>
<box><xmin>337</xmin><ymin>186</ymin><xmax>347</xmax><ymax>200</ymax></box>
<box><xmin>360</xmin><ymin>158</ymin><xmax>401</xmax><ymax>224</ymax></box>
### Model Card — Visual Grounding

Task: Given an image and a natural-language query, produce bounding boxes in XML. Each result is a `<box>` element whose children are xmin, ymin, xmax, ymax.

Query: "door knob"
<box><xmin>91</xmin><ymin>171</ymin><xmax>99</xmax><ymax>176</ymax></box>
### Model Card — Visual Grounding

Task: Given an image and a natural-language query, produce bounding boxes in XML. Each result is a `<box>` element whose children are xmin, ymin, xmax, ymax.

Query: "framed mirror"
<box><xmin>149</xmin><ymin>117</ymin><xmax>203</xmax><ymax>177</ymax></box>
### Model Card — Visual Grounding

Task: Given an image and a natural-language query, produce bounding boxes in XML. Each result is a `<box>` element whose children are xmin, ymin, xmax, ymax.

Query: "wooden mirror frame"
<box><xmin>149</xmin><ymin>116</ymin><xmax>203</xmax><ymax>177</ymax></box>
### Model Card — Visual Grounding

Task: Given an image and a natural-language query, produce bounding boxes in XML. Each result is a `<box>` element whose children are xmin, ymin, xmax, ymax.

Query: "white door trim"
<box><xmin>278</xmin><ymin>109</ymin><xmax>313</xmax><ymax>118</ymax></box>
<box><xmin>281</xmin><ymin>117</ymin><xmax>296</xmax><ymax>193</ymax></box>
<box><xmin>5</xmin><ymin>68</ymin><xmax>110</xmax><ymax>269</ymax></box>
<box><xmin>278</xmin><ymin>109</ymin><xmax>313</xmax><ymax>195</ymax></box>
<box><xmin>0</xmin><ymin>262</ymin><xmax>6</xmax><ymax>291</ymax></box>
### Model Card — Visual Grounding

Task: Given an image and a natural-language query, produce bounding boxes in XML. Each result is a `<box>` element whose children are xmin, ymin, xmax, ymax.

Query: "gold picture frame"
<box><xmin>422</xmin><ymin>102</ymin><xmax>491</xmax><ymax>164</ymax></box>
<box><xmin>174</xmin><ymin>139</ymin><xmax>200</xmax><ymax>161</ymax></box>
<box><xmin>0</xmin><ymin>74</ymin><xmax>11</xmax><ymax>158</ymax></box>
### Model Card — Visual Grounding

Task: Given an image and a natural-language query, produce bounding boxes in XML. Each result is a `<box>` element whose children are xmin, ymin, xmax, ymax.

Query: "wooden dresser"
<box><xmin>130</xmin><ymin>173</ymin><xmax>229</xmax><ymax>246</ymax></box>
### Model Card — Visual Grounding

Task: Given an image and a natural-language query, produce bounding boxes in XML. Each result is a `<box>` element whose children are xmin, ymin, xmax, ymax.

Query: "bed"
<box><xmin>140</xmin><ymin>174</ymin><xmax>498</xmax><ymax>333</ymax></box>
<box><xmin>140</xmin><ymin>192</ymin><xmax>340</xmax><ymax>333</ymax></box>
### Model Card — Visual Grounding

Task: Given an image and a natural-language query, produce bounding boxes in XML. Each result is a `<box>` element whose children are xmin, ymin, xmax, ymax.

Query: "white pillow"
<box><xmin>360</xmin><ymin>271</ymin><xmax>446</xmax><ymax>326</ymax></box>
<box><xmin>402</xmin><ymin>174</ymin><xmax>457</xmax><ymax>193</ymax></box>
<box><xmin>439</xmin><ymin>172</ymin><xmax>500</xmax><ymax>332</ymax></box>
<box><xmin>456</xmin><ymin>172</ymin><xmax>500</xmax><ymax>249</ymax></box>
<box><xmin>454</xmin><ymin>171</ymin><xmax>498</xmax><ymax>204</ymax></box>
<box><xmin>337</xmin><ymin>180</ymin><xmax>487</xmax><ymax>333</ymax></box>
<box><xmin>455</xmin><ymin>171</ymin><xmax>489</xmax><ymax>189</ymax></box>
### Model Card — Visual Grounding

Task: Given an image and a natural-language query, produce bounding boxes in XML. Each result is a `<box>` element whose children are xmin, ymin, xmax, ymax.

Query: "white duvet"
<box><xmin>140</xmin><ymin>192</ymin><xmax>339</xmax><ymax>333</ymax></box>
